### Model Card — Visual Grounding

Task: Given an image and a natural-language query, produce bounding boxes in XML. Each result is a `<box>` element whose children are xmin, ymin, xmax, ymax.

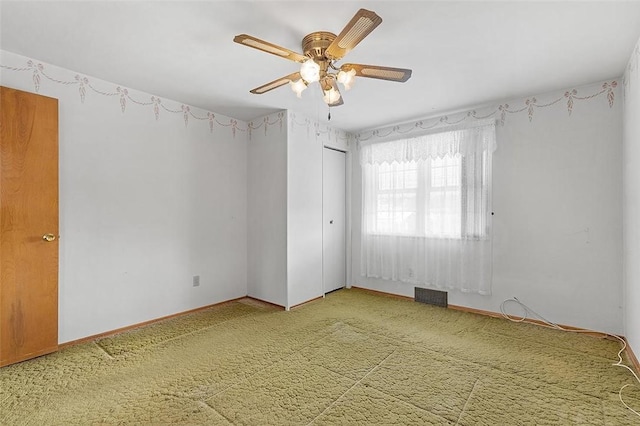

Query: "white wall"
<box><xmin>246</xmin><ymin>112</ymin><xmax>288</xmax><ymax>307</ymax></box>
<box><xmin>247</xmin><ymin>111</ymin><xmax>351</xmax><ymax>309</ymax></box>
<box><xmin>287</xmin><ymin>112</ymin><xmax>350</xmax><ymax>307</ymax></box>
<box><xmin>352</xmin><ymin>79</ymin><xmax>623</xmax><ymax>334</ymax></box>
<box><xmin>623</xmin><ymin>38</ymin><xmax>640</xmax><ymax>353</ymax></box>
<box><xmin>0</xmin><ymin>50</ymin><xmax>248</xmax><ymax>343</ymax></box>
<box><xmin>287</xmin><ymin>113</ymin><xmax>323</xmax><ymax>307</ymax></box>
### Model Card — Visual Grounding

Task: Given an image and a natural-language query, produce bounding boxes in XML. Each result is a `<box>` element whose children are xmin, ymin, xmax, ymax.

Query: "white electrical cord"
<box><xmin>500</xmin><ymin>297</ymin><xmax>640</xmax><ymax>419</ymax></box>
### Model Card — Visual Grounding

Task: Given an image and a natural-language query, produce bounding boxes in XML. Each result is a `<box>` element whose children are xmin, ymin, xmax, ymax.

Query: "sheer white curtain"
<box><xmin>360</xmin><ymin>123</ymin><xmax>496</xmax><ymax>295</ymax></box>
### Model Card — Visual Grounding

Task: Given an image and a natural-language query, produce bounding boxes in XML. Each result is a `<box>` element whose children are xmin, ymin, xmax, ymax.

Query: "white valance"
<box><xmin>360</xmin><ymin>123</ymin><xmax>497</xmax><ymax>165</ymax></box>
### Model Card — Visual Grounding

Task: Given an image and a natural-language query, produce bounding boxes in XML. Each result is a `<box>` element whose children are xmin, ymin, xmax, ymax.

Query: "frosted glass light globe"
<box><xmin>290</xmin><ymin>79</ymin><xmax>307</xmax><ymax>98</ymax></box>
<box><xmin>300</xmin><ymin>59</ymin><xmax>320</xmax><ymax>83</ymax></box>
<box><xmin>323</xmin><ymin>87</ymin><xmax>341</xmax><ymax>104</ymax></box>
<box><xmin>337</xmin><ymin>69</ymin><xmax>356</xmax><ymax>90</ymax></box>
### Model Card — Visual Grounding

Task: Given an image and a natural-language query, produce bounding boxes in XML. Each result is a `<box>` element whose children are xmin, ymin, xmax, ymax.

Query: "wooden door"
<box><xmin>1</xmin><ymin>86</ymin><xmax>59</xmax><ymax>367</ymax></box>
<box><xmin>322</xmin><ymin>147</ymin><xmax>346</xmax><ymax>293</ymax></box>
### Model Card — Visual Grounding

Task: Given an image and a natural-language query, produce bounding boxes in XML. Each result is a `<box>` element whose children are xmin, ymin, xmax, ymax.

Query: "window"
<box><xmin>426</xmin><ymin>155</ymin><xmax>462</xmax><ymax>237</ymax></box>
<box><xmin>364</xmin><ymin>151</ymin><xmax>489</xmax><ymax>239</ymax></box>
<box><xmin>360</xmin><ymin>123</ymin><xmax>496</xmax><ymax>295</ymax></box>
<box><xmin>375</xmin><ymin>161</ymin><xmax>418</xmax><ymax>235</ymax></box>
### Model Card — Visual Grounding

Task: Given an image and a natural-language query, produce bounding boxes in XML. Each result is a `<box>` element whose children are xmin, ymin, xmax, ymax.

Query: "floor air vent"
<box><xmin>414</xmin><ymin>287</ymin><xmax>448</xmax><ymax>308</ymax></box>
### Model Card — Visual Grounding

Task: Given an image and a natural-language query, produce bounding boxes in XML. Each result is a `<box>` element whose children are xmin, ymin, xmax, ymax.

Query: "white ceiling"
<box><xmin>2</xmin><ymin>1</ymin><xmax>640</xmax><ymax>132</ymax></box>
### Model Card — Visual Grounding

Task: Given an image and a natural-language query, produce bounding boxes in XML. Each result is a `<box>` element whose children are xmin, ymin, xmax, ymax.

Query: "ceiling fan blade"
<box><xmin>325</xmin><ymin>9</ymin><xmax>382</xmax><ymax>60</ymax></box>
<box><xmin>234</xmin><ymin>34</ymin><xmax>307</xmax><ymax>63</ymax></box>
<box><xmin>250</xmin><ymin>72</ymin><xmax>302</xmax><ymax>94</ymax></box>
<box><xmin>341</xmin><ymin>63</ymin><xmax>412</xmax><ymax>82</ymax></box>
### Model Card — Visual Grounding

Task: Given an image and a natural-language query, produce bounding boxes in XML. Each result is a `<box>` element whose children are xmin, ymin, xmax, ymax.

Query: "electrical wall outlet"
<box><xmin>192</xmin><ymin>275</ymin><xmax>200</xmax><ymax>287</ymax></box>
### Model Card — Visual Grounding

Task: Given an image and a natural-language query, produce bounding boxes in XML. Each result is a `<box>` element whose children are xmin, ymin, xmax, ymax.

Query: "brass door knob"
<box><xmin>42</xmin><ymin>233</ymin><xmax>56</xmax><ymax>242</ymax></box>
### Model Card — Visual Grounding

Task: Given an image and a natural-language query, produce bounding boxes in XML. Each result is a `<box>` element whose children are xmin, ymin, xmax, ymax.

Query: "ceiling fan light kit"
<box><xmin>299</xmin><ymin>58</ymin><xmax>321</xmax><ymax>83</ymax></box>
<box><xmin>337</xmin><ymin>68</ymin><xmax>357</xmax><ymax>90</ymax></box>
<box><xmin>233</xmin><ymin>8</ymin><xmax>412</xmax><ymax>108</ymax></box>
<box><xmin>290</xmin><ymin>79</ymin><xmax>308</xmax><ymax>98</ymax></box>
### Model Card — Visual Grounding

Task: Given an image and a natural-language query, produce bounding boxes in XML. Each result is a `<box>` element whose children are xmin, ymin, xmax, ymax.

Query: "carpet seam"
<box><xmin>474</xmin><ymin>326</ymin><xmax>621</xmax><ymax>363</ymax></box>
<box><xmin>347</xmin><ymin>317</ymin><xmax>618</xmax><ymax>369</ymax></box>
<box><xmin>96</xmin><ymin>307</ymin><xmax>262</xmax><ymax>357</ymax></box>
<box><xmin>358</xmin><ymin>381</ymin><xmax>456</xmax><ymax>424</ymax></box>
<box><xmin>455</xmin><ymin>378</ymin><xmax>480</xmax><ymax>425</ymax></box>
<box><xmin>202</xmin><ymin>399</ymin><xmax>236</xmax><ymax>424</ymax></box>
<box><xmin>205</xmin><ymin>325</ymin><xmax>340</xmax><ymax>401</ymax></box>
<box><xmin>343</xmin><ymin>320</ymin><xmax>619</xmax><ymax>401</ymax></box>
<box><xmin>342</xmin><ymin>317</ymin><xmax>622</xmax><ymax>421</ymax></box>
<box><xmin>305</xmin><ymin>349</ymin><xmax>398</xmax><ymax>426</ymax></box>
<box><xmin>93</xmin><ymin>341</ymin><xmax>114</xmax><ymax>360</ymax></box>
<box><xmin>345</xmin><ymin>293</ymin><xmax>618</xmax><ymax>363</ymax></box>
<box><xmin>293</xmin><ymin>342</ymin><xmax>434</xmax><ymax>414</ymax></box>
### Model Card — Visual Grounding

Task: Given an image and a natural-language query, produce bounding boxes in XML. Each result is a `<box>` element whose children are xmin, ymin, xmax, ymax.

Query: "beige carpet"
<box><xmin>1</xmin><ymin>288</ymin><xmax>639</xmax><ymax>425</ymax></box>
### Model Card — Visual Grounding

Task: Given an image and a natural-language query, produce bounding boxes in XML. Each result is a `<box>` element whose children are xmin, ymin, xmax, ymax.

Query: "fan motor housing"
<box><xmin>302</xmin><ymin>32</ymin><xmax>336</xmax><ymax>61</ymax></box>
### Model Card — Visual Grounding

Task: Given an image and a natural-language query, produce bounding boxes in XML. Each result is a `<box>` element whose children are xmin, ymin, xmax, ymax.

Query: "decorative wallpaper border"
<box><xmin>1</xmin><ymin>51</ymin><xmax>624</xmax><ymax>147</ymax></box>
<box><xmin>355</xmin><ymin>80</ymin><xmax>619</xmax><ymax>144</ymax></box>
<box><xmin>289</xmin><ymin>112</ymin><xmax>351</xmax><ymax>145</ymax></box>
<box><xmin>0</xmin><ymin>53</ymin><xmax>348</xmax><ymax>141</ymax></box>
<box><xmin>247</xmin><ymin>111</ymin><xmax>286</xmax><ymax>140</ymax></box>
<box><xmin>623</xmin><ymin>36</ymin><xmax>640</xmax><ymax>94</ymax></box>
<box><xmin>0</xmin><ymin>59</ymin><xmax>252</xmax><ymax>137</ymax></box>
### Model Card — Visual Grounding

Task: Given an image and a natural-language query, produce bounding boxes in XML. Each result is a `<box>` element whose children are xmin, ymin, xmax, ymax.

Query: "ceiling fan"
<box><xmin>233</xmin><ymin>8</ymin><xmax>412</xmax><ymax>107</ymax></box>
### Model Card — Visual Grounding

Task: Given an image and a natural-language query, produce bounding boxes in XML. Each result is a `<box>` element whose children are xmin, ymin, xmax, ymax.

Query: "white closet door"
<box><xmin>323</xmin><ymin>148</ymin><xmax>346</xmax><ymax>293</ymax></box>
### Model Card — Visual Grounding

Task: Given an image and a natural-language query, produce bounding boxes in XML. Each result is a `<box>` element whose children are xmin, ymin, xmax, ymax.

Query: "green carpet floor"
<box><xmin>1</xmin><ymin>288</ymin><xmax>639</xmax><ymax>425</ymax></box>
